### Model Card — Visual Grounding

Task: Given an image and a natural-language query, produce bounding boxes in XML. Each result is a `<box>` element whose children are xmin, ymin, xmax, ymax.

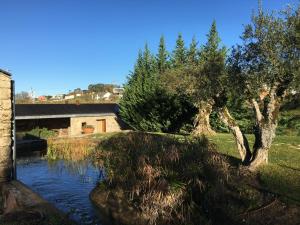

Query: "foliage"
<box><xmin>15</xmin><ymin>91</ymin><xmax>32</xmax><ymax>104</ymax></box>
<box><xmin>120</xmin><ymin>4</ymin><xmax>300</xmax><ymax>138</ymax></box>
<box><xmin>22</xmin><ymin>127</ymin><xmax>57</xmax><ymax>140</ymax></box>
<box><xmin>228</xmin><ymin>6</ymin><xmax>300</xmax><ymax>101</ymax></box>
<box><xmin>192</xmin><ymin>20</ymin><xmax>227</xmax><ymax>104</ymax></box>
<box><xmin>171</xmin><ymin>33</ymin><xmax>187</xmax><ymax>68</ymax></box>
<box><xmin>47</xmin><ymin>138</ymin><xmax>95</xmax><ymax>161</ymax></box>
<box><xmin>95</xmin><ymin>132</ymin><xmax>230</xmax><ymax>225</ymax></box>
<box><xmin>92</xmin><ymin>132</ymin><xmax>299</xmax><ymax>225</ymax></box>
<box><xmin>82</xmin><ymin>124</ymin><xmax>94</xmax><ymax>129</ymax></box>
<box><xmin>120</xmin><ymin>45</ymin><xmax>196</xmax><ymax>133</ymax></box>
<box><xmin>277</xmin><ymin>109</ymin><xmax>300</xmax><ymax>136</ymax></box>
<box><xmin>88</xmin><ymin>83</ymin><xmax>118</xmax><ymax>93</ymax></box>
<box><xmin>187</xmin><ymin>36</ymin><xmax>198</xmax><ymax>66</ymax></box>
<box><xmin>156</xmin><ymin>35</ymin><xmax>169</xmax><ymax>73</ymax></box>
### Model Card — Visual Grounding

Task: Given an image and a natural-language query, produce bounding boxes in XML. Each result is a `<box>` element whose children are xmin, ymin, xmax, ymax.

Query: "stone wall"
<box><xmin>0</xmin><ymin>71</ymin><xmax>12</xmax><ymax>182</ymax></box>
<box><xmin>70</xmin><ymin>115</ymin><xmax>122</xmax><ymax>136</ymax></box>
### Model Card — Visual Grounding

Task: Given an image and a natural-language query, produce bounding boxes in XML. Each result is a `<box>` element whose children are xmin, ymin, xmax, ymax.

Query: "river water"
<box><xmin>17</xmin><ymin>157</ymin><xmax>105</xmax><ymax>225</ymax></box>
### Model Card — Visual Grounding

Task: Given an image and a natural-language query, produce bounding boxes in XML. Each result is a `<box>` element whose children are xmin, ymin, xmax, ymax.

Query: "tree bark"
<box><xmin>248</xmin><ymin>93</ymin><xmax>279</xmax><ymax>171</ymax></box>
<box><xmin>218</xmin><ymin>106</ymin><xmax>252</xmax><ymax>163</ymax></box>
<box><xmin>193</xmin><ymin>101</ymin><xmax>215</xmax><ymax>135</ymax></box>
<box><xmin>217</xmin><ymin>82</ymin><xmax>286</xmax><ymax>171</ymax></box>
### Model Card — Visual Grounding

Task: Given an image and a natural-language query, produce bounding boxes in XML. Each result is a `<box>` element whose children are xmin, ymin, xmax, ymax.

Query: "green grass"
<box><xmin>210</xmin><ymin>133</ymin><xmax>300</xmax><ymax>203</ymax></box>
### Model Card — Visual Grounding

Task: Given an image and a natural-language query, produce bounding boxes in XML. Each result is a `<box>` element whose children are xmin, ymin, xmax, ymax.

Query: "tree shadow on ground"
<box><xmin>278</xmin><ymin>164</ymin><xmax>300</xmax><ymax>172</ymax></box>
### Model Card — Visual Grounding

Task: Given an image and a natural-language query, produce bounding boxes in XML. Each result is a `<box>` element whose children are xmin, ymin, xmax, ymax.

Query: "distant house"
<box><xmin>51</xmin><ymin>94</ymin><xmax>64</xmax><ymax>101</ymax></box>
<box><xmin>113</xmin><ymin>87</ymin><xmax>124</xmax><ymax>96</ymax></box>
<box><xmin>102</xmin><ymin>92</ymin><xmax>112</xmax><ymax>101</ymax></box>
<box><xmin>16</xmin><ymin>104</ymin><xmax>126</xmax><ymax>136</ymax></box>
<box><xmin>65</xmin><ymin>94</ymin><xmax>75</xmax><ymax>100</ymax></box>
<box><xmin>38</xmin><ymin>96</ymin><xmax>46</xmax><ymax>102</ymax></box>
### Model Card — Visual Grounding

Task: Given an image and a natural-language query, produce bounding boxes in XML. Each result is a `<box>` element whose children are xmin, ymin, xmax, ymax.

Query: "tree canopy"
<box><xmin>119</xmin><ymin>3</ymin><xmax>300</xmax><ymax>169</ymax></box>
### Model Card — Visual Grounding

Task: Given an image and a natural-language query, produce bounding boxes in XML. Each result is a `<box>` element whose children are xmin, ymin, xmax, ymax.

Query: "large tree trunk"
<box><xmin>248</xmin><ymin>123</ymin><xmax>277</xmax><ymax>171</ymax></box>
<box><xmin>217</xmin><ymin>83</ymin><xmax>285</xmax><ymax>171</ymax></box>
<box><xmin>193</xmin><ymin>101</ymin><xmax>215</xmax><ymax>135</ymax></box>
<box><xmin>248</xmin><ymin>96</ymin><xmax>279</xmax><ymax>171</ymax></box>
<box><xmin>218</xmin><ymin>107</ymin><xmax>252</xmax><ymax>163</ymax></box>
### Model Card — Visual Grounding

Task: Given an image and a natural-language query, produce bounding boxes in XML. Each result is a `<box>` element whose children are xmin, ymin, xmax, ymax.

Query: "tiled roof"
<box><xmin>16</xmin><ymin>104</ymin><xmax>118</xmax><ymax>118</ymax></box>
<box><xmin>0</xmin><ymin>69</ymin><xmax>11</xmax><ymax>76</ymax></box>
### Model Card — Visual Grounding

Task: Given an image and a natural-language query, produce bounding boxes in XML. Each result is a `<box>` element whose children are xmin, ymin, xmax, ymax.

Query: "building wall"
<box><xmin>70</xmin><ymin>115</ymin><xmax>121</xmax><ymax>136</ymax></box>
<box><xmin>0</xmin><ymin>72</ymin><xmax>12</xmax><ymax>182</ymax></box>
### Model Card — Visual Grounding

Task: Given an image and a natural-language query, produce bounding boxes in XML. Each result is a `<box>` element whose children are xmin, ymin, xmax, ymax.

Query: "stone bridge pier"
<box><xmin>0</xmin><ymin>69</ymin><xmax>13</xmax><ymax>182</ymax></box>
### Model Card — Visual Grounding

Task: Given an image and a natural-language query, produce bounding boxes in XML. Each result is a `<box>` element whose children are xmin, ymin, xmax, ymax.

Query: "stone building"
<box><xmin>16</xmin><ymin>103</ymin><xmax>126</xmax><ymax>136</ymax></box>
<box><xmin>0</xmin><ymin>69</ymin><xmax>13</xmax><ymax>182</ymax></box>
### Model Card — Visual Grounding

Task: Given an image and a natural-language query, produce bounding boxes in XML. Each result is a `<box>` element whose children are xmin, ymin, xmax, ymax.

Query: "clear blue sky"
<box><xmin>0</xmin><ymin>0</ymin><xmax>297</xmax><ymax>96</ymax></box>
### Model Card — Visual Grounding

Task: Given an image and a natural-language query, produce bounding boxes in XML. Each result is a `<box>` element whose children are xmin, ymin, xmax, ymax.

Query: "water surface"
<box><xmin>17</xmin><ymin>157</ymin><xmax>105</xmax><ymax>225</ymax></box>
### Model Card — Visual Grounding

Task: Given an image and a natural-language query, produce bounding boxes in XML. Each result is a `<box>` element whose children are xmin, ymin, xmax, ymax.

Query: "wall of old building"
<box><xmin>70</xmin><ymin>115</ymin><xmax>121</xmax><ymax>136</ymax></box>
<box><xmin>0</xmin><ymin>71</ymin><xmax>12</xmax><ymax>182</ymax></box>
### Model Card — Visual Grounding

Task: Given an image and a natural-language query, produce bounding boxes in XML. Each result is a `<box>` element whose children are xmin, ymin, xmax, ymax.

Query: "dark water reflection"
<box><xmin>17</xmin><ymin>158</ymin><xmax>105</xmax><ymax>225</ymax></box>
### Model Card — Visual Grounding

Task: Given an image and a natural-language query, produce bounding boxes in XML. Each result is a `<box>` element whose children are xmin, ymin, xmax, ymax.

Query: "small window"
<box><xmin>82</xmin><ymin>122</ymin><xmax>87</xmax><ymax>128</ymax></box>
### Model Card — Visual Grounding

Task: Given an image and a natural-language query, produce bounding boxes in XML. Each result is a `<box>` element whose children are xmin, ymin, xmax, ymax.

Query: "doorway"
<box><xmin>97</xmin><ymin>119</ymin><xmax>106</xmax><ymax>133</ymax></box>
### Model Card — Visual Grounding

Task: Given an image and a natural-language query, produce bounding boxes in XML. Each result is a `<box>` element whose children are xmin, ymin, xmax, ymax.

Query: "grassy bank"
<box><xmin>90</xmin><ymin>132</ymin><xmax>300</xmax><ymax>225</ymax></box>
<box><xmin>40</xmin><ymin>132</ymin><xmax>300</xmax><ymax>224</ymax></box>
<box><xmin>210</xmin><ymin>133</ymin><xmax>300</xmax><ymax>203</ymax></box>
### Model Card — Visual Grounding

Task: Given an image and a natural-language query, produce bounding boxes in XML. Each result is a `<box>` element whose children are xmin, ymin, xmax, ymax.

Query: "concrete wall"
<box><xmin>0</xmin><ymin>71</ymin><xmax>12</xmax><ymax>182</ymax></box>
<box><xmin>70</xmin><ymin>115</ymin><xmax>121</xmax><ymax>136</ymax></box>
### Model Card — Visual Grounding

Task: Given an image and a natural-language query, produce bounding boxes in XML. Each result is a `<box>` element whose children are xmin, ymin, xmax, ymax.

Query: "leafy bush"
<box><xmin>277</xmin><ymin>109</ymin><xmax>300</xmax><ymax>136</ymax></box>
<box><xmin>119</xmin><ymin>46</ymin><xmax>196</xmax><ymax>133</ymax></box>
<box><xmin>23</xmin><ymin>127</ymin><xmax>57</xmax><ymax>140</ymax></box>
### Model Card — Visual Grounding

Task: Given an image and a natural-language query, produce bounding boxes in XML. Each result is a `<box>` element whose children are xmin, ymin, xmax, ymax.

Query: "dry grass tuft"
<box><xmin>95</xmin><ymin>132</ymin><xmax>233</xmax><ymax>225</ymax></box>
<box><xmin>47</xmin><ymin>138</ymin><xmax>96</xmax><ymax>161</ymax></box>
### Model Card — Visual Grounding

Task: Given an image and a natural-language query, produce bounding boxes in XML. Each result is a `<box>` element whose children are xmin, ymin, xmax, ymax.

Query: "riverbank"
<box><xmin>10</xmin><ymin>132</ymin><xmax>299</xmax><ymax>225</ymax></box>
<box><xmin>0</xmin><ymin>180</ymin><xmax>76</xmax><ymax>225</ymax></box>
<box><xmin>89</xmin><ymin>132</ymin><xmax>300</xmax><ymax>225</ymax></box>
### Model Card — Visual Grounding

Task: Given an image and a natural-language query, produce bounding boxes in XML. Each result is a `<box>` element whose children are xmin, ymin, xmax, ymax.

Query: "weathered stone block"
<box><xmin>0</xmin><ymin>147</ymin><xmax>11</xmax><ymax>163</ymax></box>
<box><xmin>0</xmin><ymin>75</ymin><xmax>10</xmax><ymax>82</ymax></box>
<box><xmin>0</xmin><ymin>88</ymin><xmax>11</xmax><ymax>100</ymax></box>
<box><xmin>0</xmin><ymin>121</ymin><xmax>11</xmax><ymax>131</ymax></box>
<box><xmin>0</xmin><ymin>110</ymin><xmax>12</xmax><ymax>120</ymax></box>
<box><xmin>0</xmin><ymin>129</ymin><xmax>11</xmax><ymax>137</ymax></box>
<box><xmin>0</xmin><ymin>100</ymin><xmax>12</xmax><ymax>110</ymax></box>
<box><xmin>0</xmin><ymin>72</ymin><xmax>12</xmax><ymax>182</ymax></box>
<box><xmin>0</xmin><ymin>137</ymin><xmax>11</xmax><ymax>147</ymax></box>
<box><xmin>0</xmin><ymin>80</ymin><xmax>11</xmax><ymax>88</ymax></box>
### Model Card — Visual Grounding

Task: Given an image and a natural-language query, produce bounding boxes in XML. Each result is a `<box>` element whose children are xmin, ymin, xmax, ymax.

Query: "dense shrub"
<box><xmin>93</xmin><ymin>132</ymin><xmax>268</xmax><ymax>225</ymax></box>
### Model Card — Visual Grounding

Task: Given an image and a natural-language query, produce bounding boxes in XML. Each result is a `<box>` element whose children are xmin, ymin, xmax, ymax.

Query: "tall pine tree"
<box><xmin>156</xmin><ymin>35</ymin><xmax>169</xmax><ymax>74</ymax></box>
<box><xmin>187</xmin><ymin>36</ymin><xmax>198</xmax><ymax>66</ymax></box>
<box><xmin>119</xmin><ymin>44</ymin><xmax>157</xmax><ymax>130</ymax></box>
<box><xmin>120</xmin><ymin>43</ymin><xmax>196</xmax><ymax>132</ymax></box>
<box><xmin>193</xmin><ymin>20</ymin><xmax>226</xmax><ymax>135</ymax></box>
<box><xmin>172</xmin><ymin>33</ymin><xmax>187</xmax><ymax>67</ymax></box>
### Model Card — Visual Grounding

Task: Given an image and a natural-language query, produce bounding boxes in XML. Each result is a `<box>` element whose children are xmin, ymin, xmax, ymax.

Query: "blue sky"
<box><xmin>0</xmin><ymin>0</ymin><xmax>298</xmax><ymax>96</ymax></box>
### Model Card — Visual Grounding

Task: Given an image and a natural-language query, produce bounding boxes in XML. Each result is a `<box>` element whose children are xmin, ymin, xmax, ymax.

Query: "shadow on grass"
<box><xmin>278</xmin><ymin>164</ymin><xmax>300</xmax><ymax>172</ymax></box>
<box><xmin>218</xmin><ymin>153</ymin><xmax>241</xmax><ymax>167</ymax></box>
